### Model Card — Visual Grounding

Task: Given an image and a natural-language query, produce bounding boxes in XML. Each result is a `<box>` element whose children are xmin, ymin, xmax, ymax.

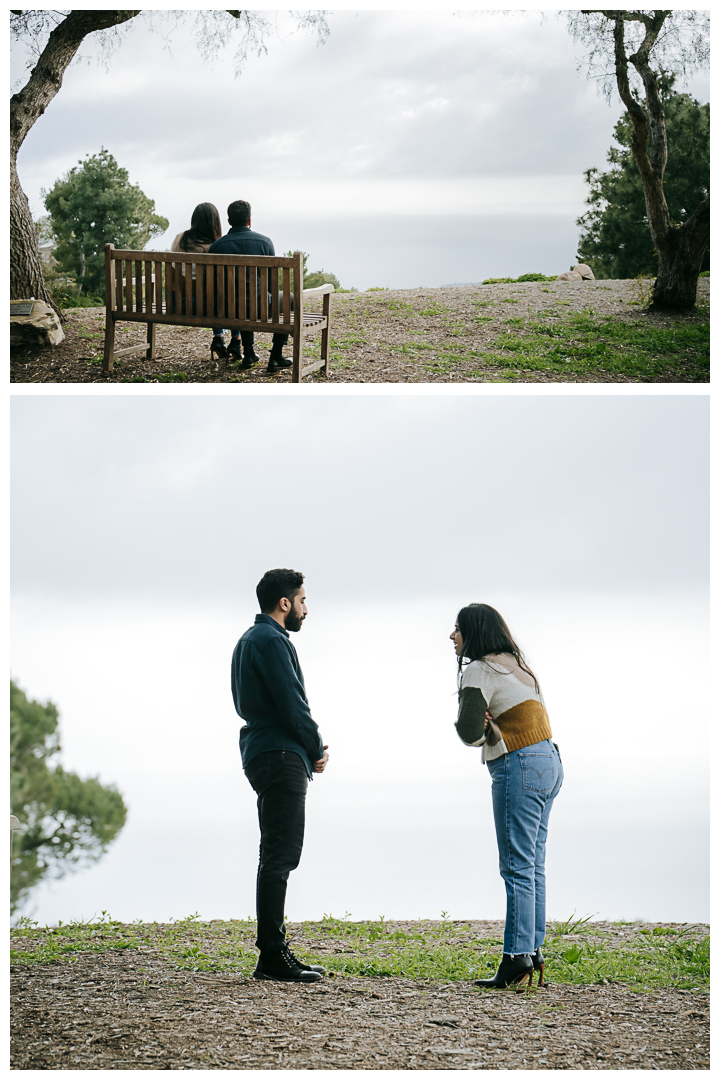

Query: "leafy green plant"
<box><xmin>43</xmin><ymin>148</ymin><xmax>168</xmax><ymax>298</ymax></box>
<box><xmin>11</xmin><ymin>683</ymin><xmax>127</xmax><ymax>914</ymax></box>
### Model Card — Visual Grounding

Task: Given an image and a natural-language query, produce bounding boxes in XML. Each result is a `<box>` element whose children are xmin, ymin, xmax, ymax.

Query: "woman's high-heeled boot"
<box><xmin>475</xmin><ymin>953</ymin><xmax>534</xmax><ymax>989</ymax></box>
<box><xmin>210</xmin><ymin>335</ymin><xmax>229</xmax><ymax>360</ymax></box>
<box><xmin>532</xmin><ymin>947</ymin><xmax>546</xmax><ymax>987</ymax></box>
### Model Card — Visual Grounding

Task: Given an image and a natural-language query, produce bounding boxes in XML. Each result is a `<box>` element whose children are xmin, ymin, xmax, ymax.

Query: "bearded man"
<box><xmin>231</xmin><ymin>568</ymin><xmax>329</xmax><ymax>982</ymax></box>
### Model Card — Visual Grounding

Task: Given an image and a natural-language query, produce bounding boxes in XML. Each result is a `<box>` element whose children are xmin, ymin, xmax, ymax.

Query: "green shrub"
<box><xmin>482</xmin><ymin>274</ymin><xmax>555</xmax><ymax>285</ymax></box>
<box><xmin>304</xmin><ymin>269</ymin><xmax>341</xmax><ymax>290</ymax></box>
<box><xmin>41</xmin><ymin>265</ymin><xmax>103</xmax><ymax>308</ymax></box>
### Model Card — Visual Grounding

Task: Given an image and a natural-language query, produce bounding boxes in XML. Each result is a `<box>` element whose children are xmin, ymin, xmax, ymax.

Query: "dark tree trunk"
<box><xmin>593</xmin><ymin>9</ymin><xmax>709</xmax><ymax>311</ymax></box>
<box><xmin>651</xmin><ymin>196</ymin><xmax>709</xmax><ymax>311</ymax></box>
<box><xmin>77</xmin><ymin>251</ymin><xmax>86</xmax><ymax>295</ymax></box>
<box><xmin>11</xmin><ymin>157</ymin><xmax>57</xmax><ymax>312</ymax></box>
<box><xmin>10</xmin><ymin>11</ymin><xmax>141</xmax><ymax>320</ymax></box>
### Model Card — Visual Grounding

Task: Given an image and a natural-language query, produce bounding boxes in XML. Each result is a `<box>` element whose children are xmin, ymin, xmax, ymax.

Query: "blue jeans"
<box><xmin>486</xmin><ymin>739</ymin><xmax>563</xmax><ymax>955</ymax></box>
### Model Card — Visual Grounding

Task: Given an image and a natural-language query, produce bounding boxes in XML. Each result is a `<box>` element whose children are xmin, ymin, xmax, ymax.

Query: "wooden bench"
<box><xmin>103</xmin><ymin>245</ymin><xmax>333</xmax><ymax>382</ymax></box>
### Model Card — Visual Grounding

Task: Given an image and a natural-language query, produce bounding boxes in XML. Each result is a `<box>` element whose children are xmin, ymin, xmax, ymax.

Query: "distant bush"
<box><xmin>41</xmin><ymin>264</ymin><xmax>103</xmax><ymax>308</ymax></box>
<box><xmin>283</xmin><ymin>251</ymin><xmax>344</xmax><ymax>291</ymax></box>
<box><xmin>482</xmin><ymin>273</ymin><xmax>555</xmax><ymax>285</ymax></box>
<box><xmin>304</xmin><ymin>269</ymin><xmax>341</xmax><ymax>290</ymax></box>
<box><xmin>699</xmin><ymin>270</ymin><xmax>710</xmax><ymax>277</ymax></box>
<box><xmin>366</xmin><ymin>286</ymin><xmax>388</xmax><ymax>291</ymax></box>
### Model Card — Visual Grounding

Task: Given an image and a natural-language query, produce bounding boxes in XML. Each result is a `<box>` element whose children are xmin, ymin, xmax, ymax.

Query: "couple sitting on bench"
<box><xmin>171</xmin><ymin>199</ymin><xmax>292</xmax><ymax>374</ymax></box>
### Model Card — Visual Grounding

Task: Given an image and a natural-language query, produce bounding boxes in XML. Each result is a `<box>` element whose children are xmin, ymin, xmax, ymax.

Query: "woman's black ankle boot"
<box><xmin>475</xmin><ymin>953</ymin><xmax>534</xmax><ymax>989</ymax></box>
<box><xmin>532</xmin><ymin>947</ymin><xmax>546</xmax><ymax>987</ymax></box>
<box><xmin>210</xmin><ymin>335</ymin><xmax>229</xmax><ymax>360</ymax></box>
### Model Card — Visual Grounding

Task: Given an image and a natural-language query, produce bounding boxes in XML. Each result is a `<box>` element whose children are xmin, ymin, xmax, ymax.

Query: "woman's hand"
<box><xmin>484</xmin><ymin>711</ymin><xmax>493</xmax><ymax>733</ymax></box>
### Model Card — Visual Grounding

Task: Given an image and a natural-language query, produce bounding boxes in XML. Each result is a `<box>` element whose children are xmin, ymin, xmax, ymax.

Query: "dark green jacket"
<box><xmin>231</xmin><ymin>614</ymin><xmax>324</xmax><ymax>778</ymax></box>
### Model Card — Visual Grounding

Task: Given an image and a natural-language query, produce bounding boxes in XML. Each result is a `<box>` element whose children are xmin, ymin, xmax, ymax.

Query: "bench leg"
<box><xmin>321</xmin><ymin>293</ymin><xmax>331</xmax><ymax>375</ymax></box>
<box><xmin>292</xmin><ymin>328</ymin><xmax>302</xmax><ymax>383</ymax></box>
<box><xmin>146</xmin><ymin>321</ymin><xmax>156</xmax><ymax>360</ymax></box>
<box><xmin>103</xmin><ymin>317</ymin><xmax>116</xmax><ymax>373</ymax></box>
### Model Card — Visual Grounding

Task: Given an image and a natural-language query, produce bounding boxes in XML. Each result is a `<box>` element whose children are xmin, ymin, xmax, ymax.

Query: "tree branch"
<box><xmin>627</xmin><ymin>11</ymin><xmax>669</xmax><ymax>180</ymax></box>
<box><xmin>10</xmin><ymin>10</ymin><xmax>141</xmax><ymax>160</ymax></box>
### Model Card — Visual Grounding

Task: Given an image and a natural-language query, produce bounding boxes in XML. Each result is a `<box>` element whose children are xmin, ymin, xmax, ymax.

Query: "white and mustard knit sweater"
<box><xmin>456</xmin><ymin>653</ymin><xmax>552</xmax><ymax>763</ymax></box>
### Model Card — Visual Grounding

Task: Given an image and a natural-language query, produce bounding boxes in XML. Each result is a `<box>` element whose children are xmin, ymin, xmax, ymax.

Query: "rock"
<box><xmin>573</xmin><ymin>263</ymin><xmax>595</xmax><ymax>280</ymax></box>
<box><xmin>10</xmin><ymin>300</ymin><xmax>64</xmax><ymax>347</ymax></box>
<box><xmin>556</xmin><ymin>270</ymin><xmax>583</xmax><ymax>282</ymax></box>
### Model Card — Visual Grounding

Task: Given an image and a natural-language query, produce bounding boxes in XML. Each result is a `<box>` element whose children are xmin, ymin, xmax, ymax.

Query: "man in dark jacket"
<box><xmin>231</xmin><ymin>568</ymin><xmax>329</xmax><ymax>982</ymax></box>
<box><xmin>209</xmin><ymin>199</ymin><xmax>293</xmax><ymax>373</ymax></box>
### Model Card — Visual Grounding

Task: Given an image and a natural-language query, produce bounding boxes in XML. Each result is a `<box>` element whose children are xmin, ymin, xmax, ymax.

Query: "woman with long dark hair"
<box><xmin>171</xmin><ymin>201</ymin><xmax>222</xmax><ymax>255</ymax></box>
<box><xmin>171</xmin><ymin>203</ymin><xmax>234</xmax><ymax>361</ymax></box>
<box><xmin>451</xmin><ymin>603</ymin><xmax>563</xmax><ymax>989</ymax></box>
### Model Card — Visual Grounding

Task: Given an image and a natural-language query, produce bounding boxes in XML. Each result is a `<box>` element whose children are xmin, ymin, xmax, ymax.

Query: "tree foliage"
<box><xmin>282</xmin><ymin>250</ymin><xmax>342</xmax><ymax>291</ymax></box>
<box><xmin>43</xmin><ymin>148</ymin><xmax>169</xmax><ymax>298</ymax></box>
<box><xmin>566</xmin><ymin>10</ymin><xmax>709</xmax><ymax>310</ymax></box>
<box><xmin>10</xmin><ymin>681</ymin><xmax>127</xmax><ymax>915</ymax></box>
<box><xmin>578</xmin><ymin>87</ymin><xmax>709</xmax><ymax>279</ymax></box>
<box><xmin>566</xmin><ymin>9</ymin><xmax>709</xmax><ymax>102</ymax></box>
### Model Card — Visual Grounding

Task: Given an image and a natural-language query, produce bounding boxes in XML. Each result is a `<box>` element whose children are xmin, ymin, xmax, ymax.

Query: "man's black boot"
<box><xmin>267</xmin><ymin>346</ymin><xmax>293</xmax><ymax>373</ymax></box>
<box><xmin>253</xmin><ymin>943</ymin><xmax>323</xmax><ymax>982</ymax></box>
<box><xmin>240</xmin><ymin>331</ymin><xmax>260</xmax><ymax>369</ymax></box>
<box><xmin>287</xmin><ymin>945</ymin><xmax>326</xmax><ymax>975</ymax></box>
<box><xmin>475</xmin><ymin>953</ymin><xmax>534</xmax><ymax>989</ymax></box>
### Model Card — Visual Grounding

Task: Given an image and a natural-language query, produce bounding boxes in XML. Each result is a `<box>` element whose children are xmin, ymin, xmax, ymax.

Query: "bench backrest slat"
<box><xmin>104</xmin><ymin>244</ymin><xmax>305</xmax><ymax>326</ymax></box>
<box><xmin>283</xmin><ymin>266</ymin><xmax>291</xmax><ymax>324</ymax></box>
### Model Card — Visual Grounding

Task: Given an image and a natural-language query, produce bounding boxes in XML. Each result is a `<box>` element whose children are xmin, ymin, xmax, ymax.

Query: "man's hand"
<box><xmin>484</xmin><ymin>711</ymin><xmax>493</xmax><ymax>732</ymax></box>
<box><xmin>313</xmin><ymin>745</ymin><xmax>329</xmax><ymax>773</ymax></box>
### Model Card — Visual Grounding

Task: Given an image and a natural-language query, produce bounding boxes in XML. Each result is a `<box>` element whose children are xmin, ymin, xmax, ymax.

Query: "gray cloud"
<box><xmin>14</xmin><ymin>12</ymin><xmax>707</xmax><ymax>286</ymax></box>
<box><xmin>17</xmin><ymin>13</ymin><xmax>622</xmax><ymax>185</ymax></box>
<box><xmin>11</xmin><ymin>396</ymin><xmax>708</xmax><ymax>608</ymax></box>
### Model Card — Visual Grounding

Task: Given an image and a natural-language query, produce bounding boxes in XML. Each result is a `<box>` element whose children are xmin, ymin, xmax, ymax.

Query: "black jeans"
<box><xmin>244</xmin><ymin>750</ymin><xmax>308</xmax><ymax>953</ymax></box>
<box><xmin>213</xmin><ymin>292</ymin><xmax>292</xmax><ymax>351</ymax></box>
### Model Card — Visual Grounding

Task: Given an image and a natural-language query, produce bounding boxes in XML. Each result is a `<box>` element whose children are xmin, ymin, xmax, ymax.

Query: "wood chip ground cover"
<box><xmin>11</xmin><ymin>919</ymin><xmax>709</xmax><ymax>1070</ymax></box>
<box><xmin>10</xmin><ymin>278</ymin><xmax>709</xmax><ymax>384</ymax></box>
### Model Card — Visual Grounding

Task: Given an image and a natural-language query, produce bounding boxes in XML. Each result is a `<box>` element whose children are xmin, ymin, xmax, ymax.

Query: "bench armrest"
<box><xmin>302</xmin><ymin>283</ymin><xmax>335</xmax><ymax>298</ymax></box>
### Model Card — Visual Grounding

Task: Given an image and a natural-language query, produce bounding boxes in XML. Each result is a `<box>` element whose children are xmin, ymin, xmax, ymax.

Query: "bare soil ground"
<box><xmin>11</xmin><ymin>920</ymin><xmax>709</xmax><ymax>1070</ymax></box>
<box><xmin>9</xmin><ymin>277</ymin><xmax>709</xmax><ymax>384</ymax></box>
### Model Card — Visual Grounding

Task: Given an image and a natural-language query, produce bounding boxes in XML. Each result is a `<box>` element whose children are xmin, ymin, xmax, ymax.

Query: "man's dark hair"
<box><xmin>256</xmin><ymin>568</ymin><xmax>304</xmax><ymax>613</ymax></box>
<box><xmin>228</xmin><ymin>200</ymin><xmax>251</xmax><ymax>227</ymax></box>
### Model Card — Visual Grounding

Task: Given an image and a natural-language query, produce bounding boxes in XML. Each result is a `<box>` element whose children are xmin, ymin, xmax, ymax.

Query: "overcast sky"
<box><xmin>11</xmin><ymin>394</ymin><xmax>709</xmax><ymax>605</ymax></box>
<box><xmin>12</xmin><ymin>9</ymin><xmax>710</xmax><ymax>288</ymax></box>
<box><xmin>11</xmin><ymin>394</ymin><xmax>710</xmax><ymax>925</ymax></box>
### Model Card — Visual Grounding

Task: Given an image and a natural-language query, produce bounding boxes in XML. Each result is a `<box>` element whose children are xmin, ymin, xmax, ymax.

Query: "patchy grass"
<box><xmin>11</xmin><ymin>914</ymin><xmax>708</xmax><ymax>993</ymax></box>
<box><xmin>484</xmin><ymin>311</ymin><xmax>709</xmax><ymax>380</ymax></box>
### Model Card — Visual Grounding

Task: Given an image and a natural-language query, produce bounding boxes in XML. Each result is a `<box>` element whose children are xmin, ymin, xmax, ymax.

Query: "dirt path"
<box><xmin>9</xmin><ymin>277</ymin><xmax>709</xmax><ymax>384</ymax></box>
<box><xmin>11</xmin><ymin>923</ymin><xmax>709</xmax><ymax>1071</ymax></box>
